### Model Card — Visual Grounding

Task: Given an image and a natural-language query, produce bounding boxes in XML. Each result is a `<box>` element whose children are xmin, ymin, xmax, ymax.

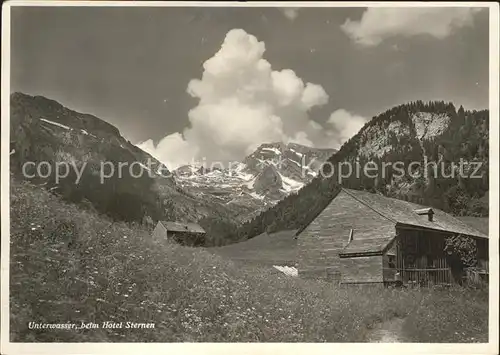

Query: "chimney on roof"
<box><xmin>414</xmin><ymin>208</ymin><xmax>434</xmax><ymax>222</ymax></box>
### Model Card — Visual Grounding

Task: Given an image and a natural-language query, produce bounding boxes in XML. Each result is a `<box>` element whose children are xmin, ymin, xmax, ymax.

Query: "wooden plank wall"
<box><xmin>169</xmin><ymin>231</ymin><xmax>205</xmax><ymax>247</ymax></box>
<box><xmin>297</xmin><ymin>190</ymin><xmax>395</xmax><ymax>281</ymax></box>
<box><xmin>395</xmin><ymin>228</ymin><xmax>453</xmax><ymax>285</ymax></box>
<box><xmin>340</xmin><ymin>255</ymin><xmax>383</xmax><ymax>283</ymax></box>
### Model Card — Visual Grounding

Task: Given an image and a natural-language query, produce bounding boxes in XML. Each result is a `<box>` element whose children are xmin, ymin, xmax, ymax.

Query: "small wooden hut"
<box><xmin>152</xmin><ymin>221</ymin><xmax>206</xmax><ymax>247</ymax></box>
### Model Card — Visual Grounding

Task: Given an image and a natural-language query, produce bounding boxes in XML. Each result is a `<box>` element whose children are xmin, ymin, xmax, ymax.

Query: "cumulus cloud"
<box><xmin>341</xmin><ymin>7</ymin><xmax>483</xmax><ymax>46</ymax></box>
<box><xmin>288</xmin><ymin>131</ymin><xmax>314</xmax><ymax>147</ymax></box>
<box><xmin>326</xmin><ymin>109</ymin><xmax>368</xmax><ymax>147</ymax></box>
<box><xmin>139</xmin><ymin>29</ymin><xmax>332</xmax><ymax>169</ymax></box>
<box><xmin>279</xmin><ymin>7</ymin><xmax>300</xmax><ymax>21</ymax></box>
<box><xmin>138</xmin><ymin>133</ymin><xmax>199</xmax><ymax>171</ymax></box>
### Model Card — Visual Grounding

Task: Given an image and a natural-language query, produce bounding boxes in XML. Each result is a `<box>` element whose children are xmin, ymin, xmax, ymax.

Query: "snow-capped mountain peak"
<box><xmin>173</xmin><ymin>142</ymin><xmax>337</xmax><ymax>216</ymax></box>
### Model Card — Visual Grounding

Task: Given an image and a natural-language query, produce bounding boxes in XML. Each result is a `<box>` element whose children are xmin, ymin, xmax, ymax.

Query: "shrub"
<box><xmin>444</xmin><ymin>234</ymin><xmax>478</xmax><ymax>267</ymax></box>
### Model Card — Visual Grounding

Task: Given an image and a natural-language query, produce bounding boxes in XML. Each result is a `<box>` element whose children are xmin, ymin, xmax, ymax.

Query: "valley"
<box><xmin>9</xmin><ymin>93</ymin><xmax>489</xmax><ymax>247</ymax></box>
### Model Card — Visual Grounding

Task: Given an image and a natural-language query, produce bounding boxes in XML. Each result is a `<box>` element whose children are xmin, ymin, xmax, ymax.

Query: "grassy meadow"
<box><xmin>9</xmin><ymin>179</ymin><xmax>489</xmax><ymax>342</ymax></box>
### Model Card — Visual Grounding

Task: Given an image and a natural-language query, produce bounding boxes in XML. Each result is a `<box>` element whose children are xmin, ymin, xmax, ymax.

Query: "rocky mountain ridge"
<box><xmin>172</xmin><ymin>142</ymin><xmax>337</xmax><ymax>215</ymax></box>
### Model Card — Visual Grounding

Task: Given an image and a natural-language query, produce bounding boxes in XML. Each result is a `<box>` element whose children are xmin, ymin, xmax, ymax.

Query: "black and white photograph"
<box><xmin>1</xmin><ymin>2</ymin><xmax>499</xmax><ymax>354</ymax></box>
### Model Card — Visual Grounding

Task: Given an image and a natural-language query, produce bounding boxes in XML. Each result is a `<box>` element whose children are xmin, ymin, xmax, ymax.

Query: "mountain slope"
<box><xmin>229</xmin><ymin>100</ymin><xmax>489</xmax><ymax>242</ymax></box>
<box><xmin>242</xmin><ymin>142</ymin><xmax>336</xmax><ymax>181</ymax></box>
<box><xmin>9</xmin><ymin>92</ymin><xmax>249</xmax><ymax>242</ymax></box>
<box><xmin>13</xmin><ymin>177</ymin><xmax>488</xmax><ymax>342</ymax></box>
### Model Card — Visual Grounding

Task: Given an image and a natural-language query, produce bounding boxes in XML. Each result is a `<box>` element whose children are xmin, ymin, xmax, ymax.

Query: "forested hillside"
<box><xmin>224</xmin><ymin>101</ymin><xmax>489</xmax><ymax>244</ymax></box>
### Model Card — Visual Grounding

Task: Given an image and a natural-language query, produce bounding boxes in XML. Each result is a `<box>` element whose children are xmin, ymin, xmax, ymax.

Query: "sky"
<box><xmin>11</xmin><ymin>5</ymin><xmax>489</xmax><ymax>169</ymax></box>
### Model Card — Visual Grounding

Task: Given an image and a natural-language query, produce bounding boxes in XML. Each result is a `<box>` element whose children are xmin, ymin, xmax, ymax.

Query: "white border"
<box><xmin>0</xmin><ymin>1</ymin><xmax>496</xmax><ymax>7</ymax></box>
<box><xmin>1</xmin><ymin>2</ymin><xmax>499</xmax><ymax>355</ymax></box>
<box><xmin>487</xmin><ymin>1</ymin><xmax>500</xmax><ymax>351</ymax></box>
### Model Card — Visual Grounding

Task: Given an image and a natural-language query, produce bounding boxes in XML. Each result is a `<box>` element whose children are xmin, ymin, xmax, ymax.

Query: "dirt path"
<box><xmin>366</xmin><ymin>317</ymin><xmax>406</xmax><ymax>343</ymax></box>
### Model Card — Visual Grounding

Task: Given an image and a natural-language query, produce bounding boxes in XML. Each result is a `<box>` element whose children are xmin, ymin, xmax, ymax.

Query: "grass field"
<box><xmin>9</xmin><ymin>179</ymin><xmax>489</xmax><ymax>342</ymax></box>
<box><xmin>210</xmin><ymin>229</ymin><xmax>298</xmax><ymax>267</ymax></box>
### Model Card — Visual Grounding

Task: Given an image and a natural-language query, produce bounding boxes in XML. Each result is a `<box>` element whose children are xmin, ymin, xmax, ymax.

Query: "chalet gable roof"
<box><xmin>159</xmin><ymin>221</ymin><xmax>206</xmax><ymax>234</ymax></box>
<box><xmin>341</xmin><ymin>188</ymin><xmax>487</xmax><ymax>239</ymax></box>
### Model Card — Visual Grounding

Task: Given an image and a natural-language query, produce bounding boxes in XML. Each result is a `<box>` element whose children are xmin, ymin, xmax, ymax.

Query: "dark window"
<box><xmin>388</xmin><ymin>255</ymin><xmax>396</xmax><ymax>269</ymax></box>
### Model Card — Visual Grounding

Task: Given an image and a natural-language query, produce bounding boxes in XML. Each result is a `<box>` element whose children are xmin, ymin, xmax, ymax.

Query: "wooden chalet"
<box><xmin>297</xmin><ymin>188</ymin><xmax>489</xmax><ymax>286</ymax></box>
<box><xmin>152</xmin><ymin>221</ymin><xmax>206</xmax><ymax>247</ymax></box>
